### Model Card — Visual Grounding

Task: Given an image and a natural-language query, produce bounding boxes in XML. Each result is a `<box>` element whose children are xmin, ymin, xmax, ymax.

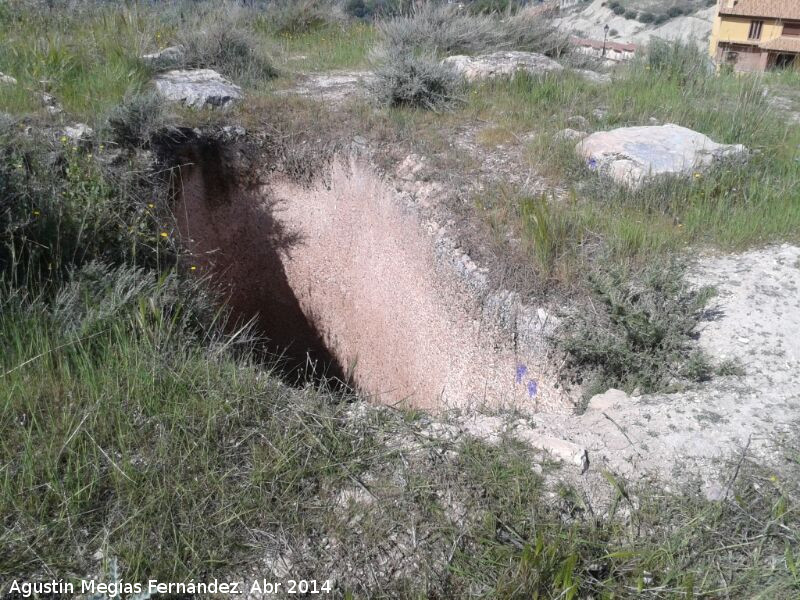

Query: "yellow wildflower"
<box><xmin>160</xmin><ymin>232</ymin><xmax>168</xmax><ymax>238</ymax></box>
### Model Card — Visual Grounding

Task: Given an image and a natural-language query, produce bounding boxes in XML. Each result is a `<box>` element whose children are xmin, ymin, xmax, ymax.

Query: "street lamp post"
<box><xmin>602</xmin><ymin>24</ymin><xmax>610</xmax><ymax>57</ymax></box>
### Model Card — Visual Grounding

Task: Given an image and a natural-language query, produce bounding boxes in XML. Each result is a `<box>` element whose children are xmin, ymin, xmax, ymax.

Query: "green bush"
<box><xmin>638</xmin><ymin>11</ymin><xmax>654</xmax><ymax>23</ymax></box>
<box><xmin>557</xmin><ymin>259</ymin><xmax>716</xmax><ymax>397</ymax></box>
<box><xmin>370</xmin><ymin>50</ymin><xmax>464</xmax><ymax>110</ymax></box>
<box><xmin>611</xmin><ymin>4</ymin><xmax>625</xmax><ymax>15</ymax></box>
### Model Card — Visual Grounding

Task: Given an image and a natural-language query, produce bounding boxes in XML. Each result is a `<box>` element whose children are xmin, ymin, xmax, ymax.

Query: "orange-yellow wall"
<box><xmin>709</xmin><ymin>14</ymin><xmax>784</xmax><ymax>57</ymax></box>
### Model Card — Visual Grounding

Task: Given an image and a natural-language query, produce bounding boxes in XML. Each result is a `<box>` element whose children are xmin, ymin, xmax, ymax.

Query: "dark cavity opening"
<box><xmin>163</xmin><ymin>134</ymin><xmax>348</xmax><ymax>389</ymax></box>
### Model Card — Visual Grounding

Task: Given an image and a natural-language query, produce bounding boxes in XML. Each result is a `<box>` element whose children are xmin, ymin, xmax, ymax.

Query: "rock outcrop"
<box><xmin>63</xmin><ymin>123</ymin><xmax>94</xmax><ymax>143</ymax></box>
<box><xmin>442</xmin><ymin>51</ymin><xmax>564</xmax><ymax>81</ymax></box>
<box><xmin>0</xmin><ymin>72</ymin><xmax>17</xmax><ymax>85</ymax></box>
<box><xmin>40</xmin><ymin>92</ymin><xmax>62</xmax><ymax>115</ymax></box>
<box><xmin>153</xmin><ymin>69</ymin><xmax>242</xmax><ymax>109</ymax></box>
<box><xmin>441</xmin><ymin>52</ymin><xmax>610</xmax><ymax>84</ymax></box>
<box><xmin>576</xmin><ymin>124</ymin><xmax>747</xmax><ymax>188</ymax></box>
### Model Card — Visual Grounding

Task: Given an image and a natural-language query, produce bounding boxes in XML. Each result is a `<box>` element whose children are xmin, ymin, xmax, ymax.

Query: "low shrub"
<box><xmin>611</xmin><ymin>4</ymin><xmax>625</xmax><ymax>15</ymax></box>
<box><xmin>176</xmin><ymin>5</ymin><xmax>276</xmax><ymax>82</ymax></box>
<box><xmin>266</xmin><ymin>0</ymin><xmax>345</xmax><ymax>35</ymax></box>
<box><xmin>377</xmin><ymin>2</ymin><xmax>496</xmax><ymax>54</ymax></box>
<box><xmin>638</xmin><ymin>11</ymin><xmax>654</xmax><ymax>23</ymax></box>
<box><xmin>346</xmin><ymin>0</ymin><xmax>374</xmax><ymax>19</ymax></box>
<box><xmin>345</xmin><ymin>0</ymin><xmax>412</xmax><ymax>19</ymax></box>
<box><xmin>557</xmin><ymin>259</ymin><xmax>716</xmax><ymax>398</ymax></box>
<box><xmin>501</xmin><ymin>11</ymin><xmax>571</xmax><ymax>57</ymax></box>
<box><xmin>624</xmin><ymin>9</ymin><xmax>637</xmax><ymax>19</ymax></box>
<box><xmin>106</xmin><ymin>92</ymin><xmax>166</xmax><ymax>149</ymax></box>
<box><xmin>376</xmin><ymin>1</ymin><xmax>568</xmax><ymax>57</ymax></box>
<box><xmin>369</xmin><ymin>50</ymin><xmax>464</xmax><ymax>110</ymax></box>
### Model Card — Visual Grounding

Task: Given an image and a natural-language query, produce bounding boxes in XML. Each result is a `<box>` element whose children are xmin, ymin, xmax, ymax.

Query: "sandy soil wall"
<box><xmin>174</xmin><ymin>145</ymin><xmax>568</xmax><ymax>412</ymax></box>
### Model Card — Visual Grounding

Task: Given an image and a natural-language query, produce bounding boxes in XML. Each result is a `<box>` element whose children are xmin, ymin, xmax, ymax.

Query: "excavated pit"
<box><xmin>172</xmin><ymin>138</ymin><xmax>569</xmax><ymax>412</ymax></box>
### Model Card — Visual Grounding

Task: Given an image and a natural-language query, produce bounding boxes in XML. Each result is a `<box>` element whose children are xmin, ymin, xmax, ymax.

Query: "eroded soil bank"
<box><xmin>171</xmin><ymin>138</ymin><xmax>569</xmax><ymax>412</ymax></box>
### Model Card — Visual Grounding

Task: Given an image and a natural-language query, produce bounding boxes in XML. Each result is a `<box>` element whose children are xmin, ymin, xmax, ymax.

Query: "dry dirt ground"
<box><xmin>460</xmin><ymin>244</ymin><xmax>800</xmax><ymax>493</ymax></box>
<box><xmin>274</xmin><ymin>71</ymin><xmax>375</xmax><ymax>104</ymax></box>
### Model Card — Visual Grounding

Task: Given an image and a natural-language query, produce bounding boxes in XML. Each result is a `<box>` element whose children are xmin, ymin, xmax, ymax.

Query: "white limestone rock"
<box><xmin>577</xmin><ymin>124</ymin><xmax>748</xmax><ymax>188</ymax></box>
<box><xmin>442</xmin><ymin>51</ymin><xmax>564</xmax><ymax>81</ymax></box>
<box><xmin>63</xmin><ymin>123</ymin><xmax>94</xmax><ymax>142</ymax></box>
<box><xmin>153</xmin><ymin>69</ymin><xmax>242</xmax><ymax>109</ymax></box>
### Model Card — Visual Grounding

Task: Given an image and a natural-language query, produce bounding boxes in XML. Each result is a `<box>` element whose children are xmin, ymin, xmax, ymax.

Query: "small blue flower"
<box><xmin>527</xmin><ymin>380</ymin><xmax>538</xmax><ymax>398</ymax></box>
<box><xmin>515</xmin><ymin>364</ymin><xmax>528</xmax><ymax>384</ymax></box>
<box><xmin>588</xmin><ymin>158</ymin><xmax>598</xmax><ymax>170</ymax></box>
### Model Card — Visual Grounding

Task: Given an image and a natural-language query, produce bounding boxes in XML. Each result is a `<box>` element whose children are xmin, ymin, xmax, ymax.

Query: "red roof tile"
<box><xmin>759</xmin><ymin>35</ymin><xmax>800</xmax><ymax>51</ymax></box>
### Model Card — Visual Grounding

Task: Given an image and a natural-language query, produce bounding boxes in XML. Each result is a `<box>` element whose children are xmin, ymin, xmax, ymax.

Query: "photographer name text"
<box><xmin>6</xmin><ymin>578</ymin><xmax>333</xmax><ymax>597</ymax></box>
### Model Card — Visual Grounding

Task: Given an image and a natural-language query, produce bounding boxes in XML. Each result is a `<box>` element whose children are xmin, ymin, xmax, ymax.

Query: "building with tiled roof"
<box><xmin>710</xmin><ymin>0</ymin><xmax>800</xmax><ymax>71</ymax></box>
